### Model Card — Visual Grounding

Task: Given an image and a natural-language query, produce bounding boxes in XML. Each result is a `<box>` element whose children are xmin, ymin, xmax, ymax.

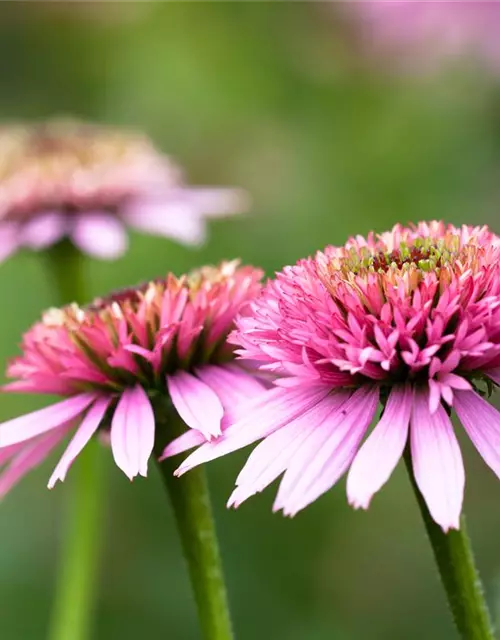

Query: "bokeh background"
<box><xmin>1</xmin><ymin>3</ymin><xmax>500</xmax><ymax>639</ymax></box>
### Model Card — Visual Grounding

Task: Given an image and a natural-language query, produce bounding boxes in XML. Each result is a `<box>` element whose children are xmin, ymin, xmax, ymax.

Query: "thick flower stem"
<box><xmin>45</xmin><ymin>240</ymin><xmax>105</xmax><ymax>640</ymax></box>
<box><xmin>154</xmin><ymin>412</ymin><xmax>233</xmax><ymax>640</ymax></box>
<box><xmin>403</xmin><ymin>449</ymin><xmax>495</xmax><ymax>640</ymax></box>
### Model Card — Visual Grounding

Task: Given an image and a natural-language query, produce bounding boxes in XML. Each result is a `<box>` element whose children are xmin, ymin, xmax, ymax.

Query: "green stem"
<box><xmin>154</xmin><ymin>411</ymin><xmax>233</xmax><ymax>640</ymax></box>
<box><xmin>45</xmin><ymin>240</ymin><xmax>105</xmax><ymax>640</ymax></box>
<box><xmin>49</xmin><ymin>442</ymin><xmax>106</xmax><ymax>640</ymax></box>
<box><xmin>43</xmin><ymin>238</ymin><xmax>87</xmax><ymax>305</ymax></box>
<box><xmin>403</xmin><ymin>448</ymin><xmax>495</xmax><ymax>640</ymax></box>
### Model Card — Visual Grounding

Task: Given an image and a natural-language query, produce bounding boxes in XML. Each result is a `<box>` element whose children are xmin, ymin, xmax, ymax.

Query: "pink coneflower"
<box><xmin>0</xmin><ymin>119</ymin><xmax>246</xmax><ymax>262</ymax></box>
<box><xmin>0</xmin><ymin>261</ymin><xmax>264</xmax><ymax>495</ymax></box>
<box><xmin>173</xmin><ymin>222</ymin><xmax>500</xmax><ymax>532</ymax></box>
<box><xmin>347</xmin><ymin>1</ymin><xmax>500</xmax><ymax>73</ymax></box>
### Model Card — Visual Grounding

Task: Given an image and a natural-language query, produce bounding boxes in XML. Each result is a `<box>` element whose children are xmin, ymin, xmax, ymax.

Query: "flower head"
<box><xmin>347</xmin><ymin>1</ymin><xmax>500</xmax><ymax>73</ymax></box>
<box><xmin>0</xmin><ymin>119</ymin><xmax>247</xmax><ymax>261</ymax></box>
<box><xmin>176</xmin><ymin>221</ymin><xmax>500</xmax><ymax>531</ymax></box>
<box><xmin>0</xmin><ymin>261</ymin><xmax>264</xmax><ymax>494</ymax></box>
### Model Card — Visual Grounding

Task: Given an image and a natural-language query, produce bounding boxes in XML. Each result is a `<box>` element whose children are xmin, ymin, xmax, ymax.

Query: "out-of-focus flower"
<box><xmin>0</xmin><ymin>261</ymin><xmax>264</xmax><ymax>495</ymax></box>
<box><xmin>347</xmin><ymin>1</ymin><xmax>500</xmax><ymax>73</ymax></box>
<box><xmin>175</xmin><ymin>222</ymin><xmax>500</xmax><ymax>532</ymax></box>
<box><xmin>0</xmin><ymin>119</ymin><xmax>247</xmax><ymax>262</ymax></box>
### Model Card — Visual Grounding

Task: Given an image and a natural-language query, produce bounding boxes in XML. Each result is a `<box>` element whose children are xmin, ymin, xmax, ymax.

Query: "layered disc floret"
<box><xmin>236</xmin><ymin>221</ymin><xmax>500</xmax><ymax>396</ymax></box>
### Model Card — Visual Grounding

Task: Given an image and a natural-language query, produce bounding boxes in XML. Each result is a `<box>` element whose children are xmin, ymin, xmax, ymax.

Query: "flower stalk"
<box><xmin>46</xmin><ymin>239</ymin><xmax>106</xmax><ymax>640</ymax></box>
<box><xmin>155</xmin><ymin>403</ymin><xmax>233</xmax><ymax>640</ymax></box>
<box><xmin>403</xmin><ymin>447</ymin><xmax>495</xmax><ymax>640</ymax></box>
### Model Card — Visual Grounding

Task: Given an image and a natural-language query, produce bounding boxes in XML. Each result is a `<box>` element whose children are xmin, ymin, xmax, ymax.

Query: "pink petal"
<box><xmin>174</xmin><ymin>187</ymin><xmax>248</xmax><ymax>218</ymax></box>
<box><xmin>227</xmin><ymin>390</ymin><xmax>351</xmax><ymax>508</ymax></box>
<box><xmin>0</xmin><ymin>222</ymin><xmax>20</xmax><ymax>263</ymax></box>
<box><xmin>275</xmin><ymin>386</ymin><xmax>379</xmax><ymax>516</ymax></box>
<box><xmin>440</xmin><ymin>373</ymin><xmax>471</xmax><ymax>391</ymax></box>
<box><xmin>167</xmin><ymin>371</ymin><xmax>224</xmax><ymax>440</ymax></box>
<box><xmin>454</xmin><ymin>389</ymin><xmax>500</xmax><ymax>480</ymax></box>
<box><xmin>111</xmin><ymin>385</ymin><xmax>155</xmax><ymax>480</ymax></box>
<box><xmin>195</xmin><ymin>364</ymin><xmax>266</xmax><ymax>424</ymax></box>
<box><xmin>0</xmin><ymin>428</ymin><xmax>71</xmax><ymax>498</ymax></box>
<box><xmin>124</xmin><ymin>203</ymin><xmax>206</xmax><ymax>246</ymax></box>
<box><xmin>48</xmin><ymin>396</ymin><xmax>112</xmax><ymax>488</ymax></box>
<box><xmin>0</xmin><ymin>443</ymin><xmax>27</xmax><ymax>468</ymax></box>
<box><xmin>175</xmin><ymin>385</ymin><xmax>332</xmax><ymax>476</ymax></box>
<box><xmin>428</xmin><ymin>379</ymin><xmax>441</xmax><ymax>414</ymax></box>
<box><xmin>411</xmin><ymin>387</ymin><xmax>465</xmax><ymax>532</ymax></box>
<box><xmin>347</xmin><ymin>384</ymin><xmax>412</xmax><ymax>509</ymax></box>
<box><xmin>0</xmin><ymin>393</ymin><xmax>97</xmax><ymax>447</ymax></box>
<box><xmin>160</xmin><ymin>428</ymin><xmax>206</xmax><ymax>460</ymax></box>
<box><xmin>71</xmin><ymin>212</ymin><xmax>128</xmax><ymax>260</ymax></box>
<box><xmin>21</xmin><ymin>212</ymin><xmax>67</xmax><ymax>250</ymax></box>
<box><xmin>1</xmin><ymin>378</ymin><xmax>74</xmax><ymax>395</ymax></box>
<box><xmin>195</xmin><ymin>364</ymin><xmax>265</xmax><ymax>408</ymax></box>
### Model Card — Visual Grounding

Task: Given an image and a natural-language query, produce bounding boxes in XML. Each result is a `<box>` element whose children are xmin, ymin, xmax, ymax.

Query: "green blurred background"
<box><xmin>1</xmin><ymin>3</ymin><xmax>500</xmax><ymax>639</ymax></box>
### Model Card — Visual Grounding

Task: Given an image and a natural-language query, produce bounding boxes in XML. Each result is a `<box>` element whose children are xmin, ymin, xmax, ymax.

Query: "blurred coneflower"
<box><xmin>174</xmin><ymin>221</ymin><xmax>500</xmax><ymax>533</ymax></box>
<box><xmin>346</xmin><ymin>1</ymin><xmax>500</xmax><ymax>73</ymax></box>
<box><xmin>0</xmin><ymin>261</ymin><xmax>264</xmax><ymax>494</ymax></box>
<box><xmin>0</xmin><ymin>119</ymin><xmax>247</xmax><ymax>262</ymax></box>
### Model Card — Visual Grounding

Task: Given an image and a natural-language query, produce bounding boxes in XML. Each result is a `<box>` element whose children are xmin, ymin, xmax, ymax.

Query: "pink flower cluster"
<box><xmin>3</xmin><ymin>218</ymin><xmax>500</xmax><ymax>532</ymax></box>
<box><xmin>175</xmin><ymin>222</ymin><xmax>500</xmax><ymax>531</ymax></box>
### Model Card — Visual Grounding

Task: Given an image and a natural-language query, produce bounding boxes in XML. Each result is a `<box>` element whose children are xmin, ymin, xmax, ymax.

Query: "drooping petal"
<box><xmin>48</xmin><ymin>396</ymin><xmax>112</xmax><ymax>488</ymax></box>
<box><xmin>167</xmin><ymin>371</ymin><xmax>224</xmax><ymax>439</ymax></box>
<box><xmin>21</xmin><ymin>212</ymin><xmax>67</xmax><ymax>250</ymax></box>
<box><xmin>275</xmin><ymin>386</ymin><xmax>379</xmax><ymax>516</ymax></box>
<box><xmin>227</xmin><ymin>390</ymin><xmax>351</xmax><ymax>508</ymax></box>
<box><xmin>0</xmin><ymin>443</ymin><xmax>26</xmax><ymax>468</ymax></box>
<box><xmin>195</xmin><ymin>364</ymin><xmax>265</xmax><ymax>408</ymax></box>
<box><xmin>0</xmin><ymin>222</ymin><xmax>20</xmax><ymax>263</ymax></box>
<box><xmin>160</xmin><ymin>428</ymin><xmax>206</xmax><ymax>460</ymax></box>
<box><xmin>0</xmin><ymin>427</ymin><xmax>72</xmax><ymax>498</ymax></box>
<box><xmin>111</xmin><ymin>385</ymin><xmax>155</xmax><ymax>480</ymax></box>
<box><xmin>124</xmin><ymin>202</ymin><xmax>206</xmax><ymax>246</ymax></box>
<box><xmin>1</xmin><ymin>378</ymin><xmax>74</xmax><ymax>395</ymax></box>
<box><xmin>71</xmin><ymin>212</ymin><xmax>128</xmax><ymax>259</ymax></box>
<box><xmin>0</xmin><ymin>393</ymin><xmax>96</xmax><ymax>447</ymax></box>
<box><xmin>411</xmin><ymin>387</ymin><xmax>465</xmax><ymax>532</ymax></box>
<box><xmin>273</xmin><ymin>415</ymin><xmax>345</xmax><ymax>514</ymax></box>
<box><xmin>454</xmin><ymin>389</ymin><xmax>500</xmax><ymax>480</ymax></box>
<box><xmin>174</xmin><ymin>187</ymin><xmax>248</xmax><ymax>218</ymax></box>
<box><xmin>195</xmin><ymin>364</ymin><xmax>266</xmax><ymax>424</ymax></box>
<box><xmin>175</xmin><ymin>385</ymin><xmax>332</xmax><ymax>476</ymax></box>
<box><xmin>347</xmin><ymin>384</ymin><xmax>412</xmax><ymax>509</ymax></box>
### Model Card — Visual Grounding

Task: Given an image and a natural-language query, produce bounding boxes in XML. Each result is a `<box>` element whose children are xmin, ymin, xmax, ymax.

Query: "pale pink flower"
<box><xmin>173</xmin><ymin>222</ymin><xmax>500</xmax><ymax>532</ymax></box>
<box><xmin>0</xmin><ymin>119</ymin><xmax>247</xmax><ymax>262</ymax></box>
<box><xmin>348</xmin><ymin>1</ymin><xmax>500</xmax><ymax>73</ymax></box>
<box><xmin>0</xmin><ymin>261</ymin><xmax>264</xmax><ymax>495</ymax></box>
